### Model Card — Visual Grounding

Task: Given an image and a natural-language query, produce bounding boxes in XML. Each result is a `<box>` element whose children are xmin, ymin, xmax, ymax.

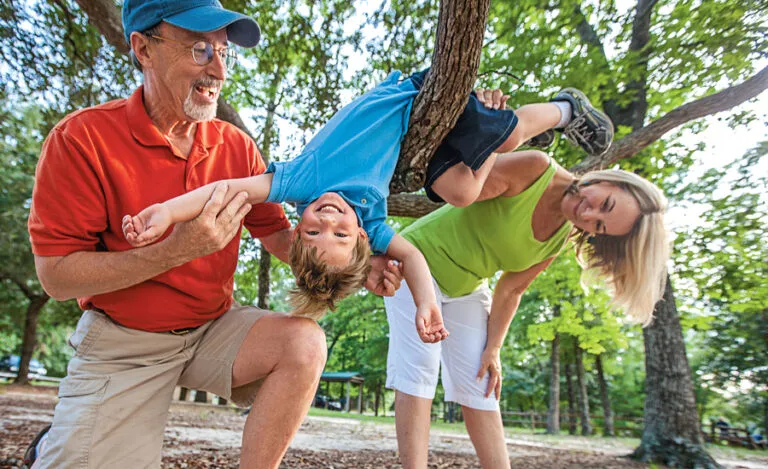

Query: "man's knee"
<box><xmin>283</xmin><ymin>317</ymin><xmax>327</xmax><ymax>375</ymax></box>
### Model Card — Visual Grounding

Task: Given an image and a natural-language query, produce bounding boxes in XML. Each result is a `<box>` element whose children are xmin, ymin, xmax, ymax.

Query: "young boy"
<box><xmin>123</xmin><ymin>69</ymin><xmax>612</xmax><ymax>343</ymax></box>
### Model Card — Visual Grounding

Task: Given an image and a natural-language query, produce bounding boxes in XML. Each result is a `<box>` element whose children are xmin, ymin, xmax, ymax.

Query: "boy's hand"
<box><xmin>475</xmin><ymin>88</ymin><xmax>510</xmax><ymax>110</ymax></box>
<box><xmin>122</xmin><ymin>204</ymin><xmax>173</xmax><ymax>247</ymax></box>
<box><xmin>477</xmin><ymin>346</ymin><xmax>503</xmax><ymax>399</ymax></box>
<box><xmin>415</xmin><ymin>303</ymin><xmax>449</xmax><ymax>343</ymax></box>
<box><xmin>365</xmin><ymin>257</ymin><xmax>403</xmax><ymax>297</ymax></box>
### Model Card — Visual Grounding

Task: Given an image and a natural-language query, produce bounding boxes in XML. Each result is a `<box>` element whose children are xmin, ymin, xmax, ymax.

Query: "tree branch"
<box><xmin>390</xmin><ymin>0</ymin><xmax>491</xmax><ymax>194</ymax></box>
<box><xmin>570</xmin><ymin>65</ymin><xmax>768</xmax><ymax>174</ymax></box>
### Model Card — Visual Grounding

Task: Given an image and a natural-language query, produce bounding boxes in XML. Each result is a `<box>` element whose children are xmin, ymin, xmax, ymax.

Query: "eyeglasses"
<box><xmin>145</xmin><ymin>34</ymin><xmax>237</xmax><ymax>69</ymax></box>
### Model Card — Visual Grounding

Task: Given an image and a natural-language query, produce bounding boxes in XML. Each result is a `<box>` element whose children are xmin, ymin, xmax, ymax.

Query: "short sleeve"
<box><xmin>28</xmin><ymin>127</ymin><xmax>108</xmax><ymax>256</ymax></box>
<box><xmin>367</xmin><ymin>221</ymin><xmax>396</xmax><ymax>255</ymax></box>
<box><xmin>265</xmin><ymin>150</ymin><xmax>318</xmax><ymax>205</ymax></box>
<box><xmin>243</xmin><ymin>140</ymin><xmax>291</xmax><ymax>238</ymax></box>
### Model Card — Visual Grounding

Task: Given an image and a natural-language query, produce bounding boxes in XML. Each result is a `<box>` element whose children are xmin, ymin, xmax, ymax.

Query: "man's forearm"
<box><xmin>259</xmin><ymin>228</ymin><xmax>293</xmax><ymax>264</ymax></box>
<box><xmin>35</xmin><ymin>240</ymin><xmax>191</xmax><ymax>301</ymax></box>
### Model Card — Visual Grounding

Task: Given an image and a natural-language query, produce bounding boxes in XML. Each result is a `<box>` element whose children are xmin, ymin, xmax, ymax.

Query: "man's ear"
<box><xmin>129</xmin><ymin>31</ymin><xmax>152</xmax><ymax>70</ymax></box>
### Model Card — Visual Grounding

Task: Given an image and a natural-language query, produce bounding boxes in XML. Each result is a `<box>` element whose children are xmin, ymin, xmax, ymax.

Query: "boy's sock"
<box><xmin>553</xmin><ymin>101</ymin><xmax>573</xmax><ymax>129</ymax></box>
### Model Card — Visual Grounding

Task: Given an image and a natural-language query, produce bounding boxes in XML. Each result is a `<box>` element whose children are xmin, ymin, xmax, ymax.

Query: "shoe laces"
<box><xmin>563</xmin><ymin>113</ymin><xmax>597</xmax><ymax>154</ymax></box>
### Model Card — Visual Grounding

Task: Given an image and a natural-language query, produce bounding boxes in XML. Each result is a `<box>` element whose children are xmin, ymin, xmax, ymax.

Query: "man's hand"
<box><xmin>123</xmin><ymin>204</ymin><xmax>173</xmax><ymax>247</ymax></box>
<box><xmin>364</xmin><ymin>256</ymin><xmax>403</xmax><ymax>296</ymax></box>
<box><xmin>162</xmin><ymin>183</ymin><xmax>251</xmax><ymax>263</ymax></box>
<box><xmin>476</xmin><ymin>346</ymin><xmax>503</xmax><ymax>399</ymax></box>
<box><xmin>415</xmin><ymin>303</ymin><xmax>449</xmax><ymax>343</ymax></box>
<box><xmin>475</xmin><ymin>88</ymin><xmax>510</xmax><ymax>110</ymax></box>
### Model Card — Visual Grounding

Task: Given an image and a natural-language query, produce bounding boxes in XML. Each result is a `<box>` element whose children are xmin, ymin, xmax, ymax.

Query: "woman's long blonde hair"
<box><xmin>571</xmin><ymin>169</ymin><xmax>669</xmax><ymax>326</ymax></box>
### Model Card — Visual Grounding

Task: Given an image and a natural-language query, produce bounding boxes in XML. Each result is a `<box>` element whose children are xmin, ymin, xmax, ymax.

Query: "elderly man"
<box><xmin>25</xmin><ymin>1</ymin><xmax>400</xmax><ymax>468</ymax></box>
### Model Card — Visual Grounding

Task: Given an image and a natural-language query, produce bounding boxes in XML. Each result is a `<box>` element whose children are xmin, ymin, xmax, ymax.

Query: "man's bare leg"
<box><xmin>232</xmin><ymin>315</ymin><xmax>327</xmax><ymax>469</ymax></box>
<box><xmin>395</xmin><ymin>391</ymin><xmax>434</xmax><ymax>469</ymax></box>
<box><xmin>463</xmin><ymin>406</ymin><xmax>511</xmax><ymax>469</ymax></box>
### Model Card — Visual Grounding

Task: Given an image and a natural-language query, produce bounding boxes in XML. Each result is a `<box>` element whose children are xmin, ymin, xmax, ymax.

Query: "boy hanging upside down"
<box><xmin>123</xmin><ymin>69</ymin><xmax>613</xmax><ymax>343</ymax></box>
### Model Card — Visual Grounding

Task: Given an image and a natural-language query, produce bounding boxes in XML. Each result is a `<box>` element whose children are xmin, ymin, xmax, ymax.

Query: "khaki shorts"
<box><xmin>37</xmin><ymin>303</ymin><xmax>270</xmax><ymax>469</ymax></box>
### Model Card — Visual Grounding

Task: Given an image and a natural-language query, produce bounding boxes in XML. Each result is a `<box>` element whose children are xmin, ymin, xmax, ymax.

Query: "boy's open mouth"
<box><xmin>317</xmin><ymin>203</ymin><xmax>343</xmax><ymax>214</ymax></box>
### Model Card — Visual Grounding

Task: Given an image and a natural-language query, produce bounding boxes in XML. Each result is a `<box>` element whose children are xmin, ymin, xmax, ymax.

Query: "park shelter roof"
<box><xmin>320</xmin><ymin>371</ymin><xmax>364</xmax><ymax>384</ymax></box>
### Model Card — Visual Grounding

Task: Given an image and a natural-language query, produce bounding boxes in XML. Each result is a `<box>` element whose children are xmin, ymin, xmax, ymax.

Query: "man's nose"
<box><xmin>206</xmin><ymin>54</ymin><xmax>227</xmax><ymax>82</ymax></box>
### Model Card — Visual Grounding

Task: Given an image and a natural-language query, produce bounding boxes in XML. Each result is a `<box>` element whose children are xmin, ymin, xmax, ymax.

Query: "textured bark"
<box><xmin>546</xmin><ymin>332</ymin><xmax>561</xmax><ymax>434</ymax></box>
<box><xmin>595</xmin><ymin>354</ymin><xmax>615</xmax><ymax>437</ymax></box>
<box><xmin>574</xmin><ymin>340</ymin><xmax>592</xmax><ymax>436</ymax></box>
<box><xmin>15</xmin><ymin>295</ymin><xmax>50</xmax><ymax>385</ymax></box>
<box><xmin>389</xmin><ymin>0</ymin><xmax>490</xmax><ymax>194</ymax></box>
<box><xmin>565</xmin><ymin>361</ymin><xmax>578</xmax><ymax>435</ymax></box>
<box><xmin>630</xmin><ymin>278</ymin><xmax>721</xmax><ymax>468</ymax></box>
<box><xmin>257</xmin><ymin>244</ymin><xmax>272</xmax><ymax>309</ymax></box>
<box><xmin>387</xmin><ymin>194</ymin><xmax>445</xmax><ymax>218</ymax></box>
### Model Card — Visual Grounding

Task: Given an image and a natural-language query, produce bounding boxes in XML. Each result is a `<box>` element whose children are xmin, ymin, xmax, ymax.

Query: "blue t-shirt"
<box><xmin>266</xmin><ymin>71</ymin><xmax>418</xmax><ymax>254</ymax></box>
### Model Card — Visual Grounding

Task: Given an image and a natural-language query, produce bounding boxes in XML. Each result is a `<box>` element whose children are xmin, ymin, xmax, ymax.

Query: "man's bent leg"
<box><xmin>181</xmin><ymin>305</ymin><xmax>326</xmax><ymax>469</ymax></box>
<box><xmin>37</xmin><ymin>310</ymin><xmax>193</xmax><ymax>469</ymax></box>
<box><xmin>234</xmin><ymin>314</ymin><xmax>326</xmax><ymax>469</ymax></box>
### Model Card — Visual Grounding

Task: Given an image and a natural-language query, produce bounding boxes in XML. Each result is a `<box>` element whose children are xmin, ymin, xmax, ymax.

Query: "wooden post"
<box><xmin>345</xmin><ymin>381</ymin><xmax>351</xmax><ymax>412</ymax></box>
<box><xmin>358</xmin><ymin>382</ymin><xmax>363</xmax><ymax>414</ymax></box>
<box><xmin>531</xmin><ymin>410</ymin><xmax>536</xmax><ymax>432</ymax></box>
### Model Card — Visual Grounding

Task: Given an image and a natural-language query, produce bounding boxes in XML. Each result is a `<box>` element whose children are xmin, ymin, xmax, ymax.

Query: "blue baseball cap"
<box><xmin>122</xmin><ymin>0</ymin><xmax>261</xmax><ymax>48</ymax></box>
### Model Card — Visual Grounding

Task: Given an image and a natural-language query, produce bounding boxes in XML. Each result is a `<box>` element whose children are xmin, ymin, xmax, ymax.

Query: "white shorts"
<box><xmin>384</xmin><ymin>279</ymin><xmax>498</xmax><ymax>411</ymax></box>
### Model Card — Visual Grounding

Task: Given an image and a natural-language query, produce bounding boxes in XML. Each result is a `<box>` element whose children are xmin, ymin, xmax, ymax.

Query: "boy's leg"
<box><xmin>384</xmin><ymin>280</ymin><xmax>444</xmax><ymax>468</ymax></box>
<box><xmin>37</xmin><ymin>310</ymin><xmax>192</xmax><ymax>469</ymax></box>
<box><xmin>180</xmin><ymin>304</ymin><xmax>327</xmax><ymax>469</ymax></box>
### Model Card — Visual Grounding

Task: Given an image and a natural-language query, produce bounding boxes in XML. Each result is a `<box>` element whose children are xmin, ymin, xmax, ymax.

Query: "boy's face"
<box><xmin>298</xmin><ymin>193</ymin><xmax>366</xmax><ymax>267</ymax></box>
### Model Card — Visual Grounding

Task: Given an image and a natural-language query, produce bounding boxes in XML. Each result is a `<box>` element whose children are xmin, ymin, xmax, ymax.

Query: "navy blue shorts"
<box><xmin>408</xmin><ymin>69</ymin><xmax>518</xmax><ymax>202</ymax></box>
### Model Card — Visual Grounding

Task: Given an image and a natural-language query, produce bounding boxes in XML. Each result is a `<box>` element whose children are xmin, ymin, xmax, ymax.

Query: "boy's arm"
<box><xmin>123</xmin><ymin>174</ymin><xmax>274</xmax><ymax>247</ymax></box>
<box><xmin>386</xmin><ymin>234</ymin><xmax>448</xmax><ymax>343</ymax></box>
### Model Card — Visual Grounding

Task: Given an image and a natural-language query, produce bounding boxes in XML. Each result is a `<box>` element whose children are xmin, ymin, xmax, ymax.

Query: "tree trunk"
<box><xmin>374</xmin><ymin>383</ymin><xmax>381</xmax><ymax>417</ymax></box>
<box><xmin>565</xmin><ymin>361</ymin><xmax>578</xmax><ymax>435</ymax></box>
<box><xmin>595</xmin><ymin>354</ymin><xmax>615</xmax><ymax>437</ymax></box>
<box><xmin>390</xmin><ymin>0</ymin><xmax>490</xmax><ymax>193</ymax></box>
<box><xmin>257</xmin><ymin>244</ymin><xmax>271</xmax><ymax>309</ymax></box>
<box><xmin>574</xmin><ymin>340</ymin><xmax>592</xmax><ymax>436</ymax></box>
<box><xmin>14</xmin><ymin>295</ymin><xmax>50</xmax><ymax>386</ymax></box>
<box><xmin>546</xmin><ymin>332</ymin><xmax>561</xmax><ymax>434</ymax></box>
<box><xmin>630</xmin><ymin>277</ymin><xmax>720</xmax><ymax>468</ymax></box>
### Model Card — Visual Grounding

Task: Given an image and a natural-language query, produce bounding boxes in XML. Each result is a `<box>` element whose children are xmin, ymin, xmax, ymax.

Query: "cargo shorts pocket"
<box><xmin>68</xmin><ymin>310</ymin><xmax>108</xmax><ymax>357</ymax></box>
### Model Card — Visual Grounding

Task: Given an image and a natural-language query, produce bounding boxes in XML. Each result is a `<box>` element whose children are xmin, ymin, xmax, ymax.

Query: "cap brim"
<box><xmin>164</xmin><ymin>6</ymin><xmax>261</xmax><ymax>48</ymax></box>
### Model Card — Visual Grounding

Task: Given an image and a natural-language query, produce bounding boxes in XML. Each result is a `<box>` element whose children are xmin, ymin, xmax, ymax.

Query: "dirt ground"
<box><xmin>1</xmin><ymin>386</ymin><xmax>766</xmax><ymax>469</ymax></box>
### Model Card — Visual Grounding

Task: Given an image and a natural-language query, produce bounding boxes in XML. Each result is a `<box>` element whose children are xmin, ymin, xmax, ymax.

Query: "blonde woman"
<box><xmin>384</xmin><ymin>142</ymin><xmax>669</xmax><ymax>467</ymax></box>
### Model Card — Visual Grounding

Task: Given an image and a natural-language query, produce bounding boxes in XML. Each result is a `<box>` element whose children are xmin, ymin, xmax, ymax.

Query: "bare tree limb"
<box><xmin>390</xmin><ymin>0</ymin><xmax>491</xmax><ymax>194</ymax></box>
<box><xmin>570</xmin><ymin>65</ymin><xmax>768</xmax><ymax>174</ymax></box>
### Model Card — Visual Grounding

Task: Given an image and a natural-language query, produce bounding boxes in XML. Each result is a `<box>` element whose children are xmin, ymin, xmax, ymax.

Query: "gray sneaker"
<box><xmin>524</xmin><ymin>129</ymin><xmax>556</xmax><ymax>149</ymax></box>
<box><xmin>552</xmin><ymin>88</ymin><xmax>614</xmax><ymax>156</ymax></box>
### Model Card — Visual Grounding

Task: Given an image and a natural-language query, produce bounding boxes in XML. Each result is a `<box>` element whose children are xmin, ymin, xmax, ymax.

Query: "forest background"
<box><xmin>0</xmin><ymin>0</ymin><xmax>766</xmax><ymax>457</ymax></box>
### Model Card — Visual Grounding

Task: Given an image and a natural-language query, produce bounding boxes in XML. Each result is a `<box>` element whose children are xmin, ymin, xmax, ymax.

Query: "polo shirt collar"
<box><xmin>127</xmin><ymin>86</ymin><xmax>224</xmax><ymax>150</ymax></box>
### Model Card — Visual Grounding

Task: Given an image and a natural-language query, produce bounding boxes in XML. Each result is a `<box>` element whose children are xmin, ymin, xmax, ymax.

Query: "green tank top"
<box><xmin>403</xmin><ymin>164</ymin><xmax>572</xmax><ymax>297</ymax></box>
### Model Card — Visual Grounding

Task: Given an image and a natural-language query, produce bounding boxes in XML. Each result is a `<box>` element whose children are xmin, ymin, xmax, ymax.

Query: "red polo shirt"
<box><xmin>28</xmin><ymin>87</ymin><xmax>290</xmax><ymax>331</ymax></box>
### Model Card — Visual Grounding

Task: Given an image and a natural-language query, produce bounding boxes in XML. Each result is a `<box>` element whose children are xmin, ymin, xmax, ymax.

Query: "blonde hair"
<box><xmin>571</xmin><ymin>169</ymin><xmax>669</xmax><ymax>326</ymax></box>
<box><xmin>288</xmin><ymin>233</ymin><xmax>372</xmax><ymax>320</ymax></box>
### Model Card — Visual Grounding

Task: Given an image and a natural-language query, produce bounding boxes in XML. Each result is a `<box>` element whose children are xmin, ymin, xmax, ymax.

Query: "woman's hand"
<box><xmin>476</xmin><ymin>346</ymin><xmax>503</xmax><ymax>399</ymax></box>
